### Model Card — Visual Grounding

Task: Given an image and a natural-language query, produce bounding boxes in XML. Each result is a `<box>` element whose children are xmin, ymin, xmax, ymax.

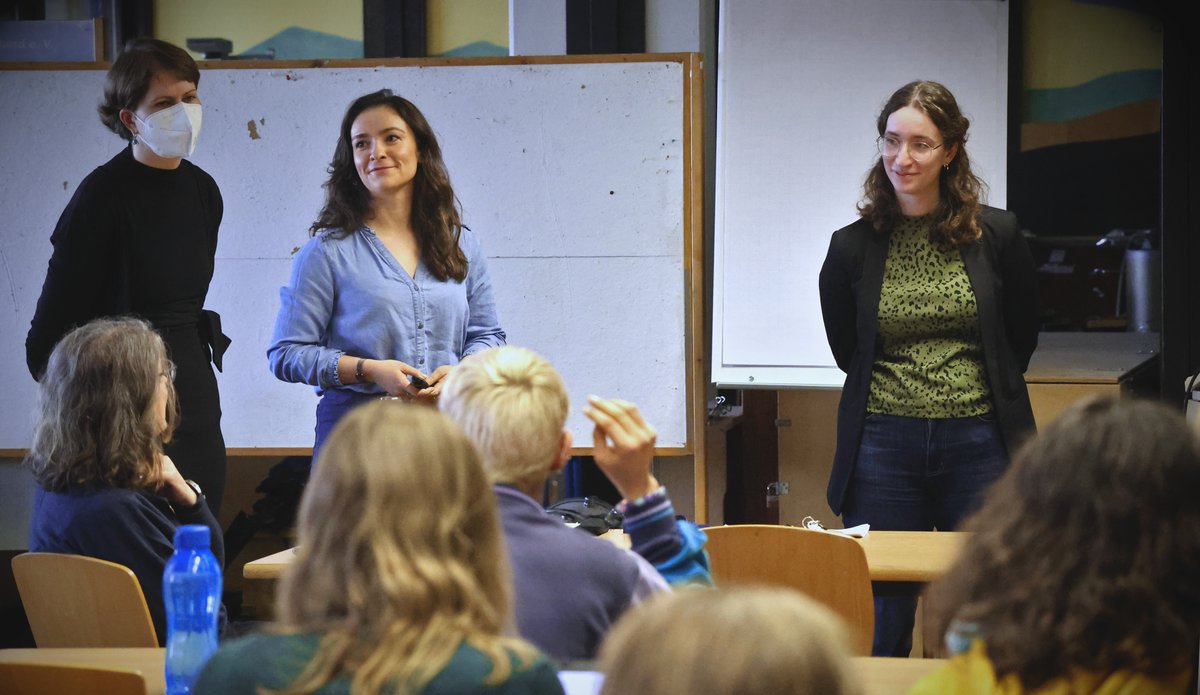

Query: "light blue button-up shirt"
<box><xmin>267</xmin><ymin>226</ymin><xmax>505</xmax><ymax>394</ymax></box>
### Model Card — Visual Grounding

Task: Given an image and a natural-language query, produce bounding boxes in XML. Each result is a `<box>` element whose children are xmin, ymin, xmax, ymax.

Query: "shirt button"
<box><xmin>417</xmin><ymin>322</ymin><xmax>424</xmax><ymax>329</ymax></box>
<box><xmin>418</xmin><ymin>358</ymin><xmax>425</xmax><ymax>364</ymax></box>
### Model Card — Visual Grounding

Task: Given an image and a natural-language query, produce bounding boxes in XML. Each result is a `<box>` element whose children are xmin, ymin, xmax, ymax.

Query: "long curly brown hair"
<box><xmin>858</xmin><ymin>80</ymin><xmax>985</xmax><ymax>249</ymax></box>
<box><xmin>310</xmin><ymin>90</ymin><xmax>467</xmax><ymax>281</ymax></box>
<box><xmin>924</xmin><ymin>395</ymin><xmax>1200</xmax><ymax>690</ymax></box>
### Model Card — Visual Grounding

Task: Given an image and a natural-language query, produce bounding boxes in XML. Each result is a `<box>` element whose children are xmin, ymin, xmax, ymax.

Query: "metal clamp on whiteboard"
<box><xmin>706</xmin><ymin>390</ymin><xmax>743</xmax><ymax>420</ymax></box>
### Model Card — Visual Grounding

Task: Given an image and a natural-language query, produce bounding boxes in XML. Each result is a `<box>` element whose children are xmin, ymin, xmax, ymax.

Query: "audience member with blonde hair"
<box><xmin>27</xmin><ymin>317</ymin><xmax>224</xmax><ymax>645</ymax></box>
<box><xmin>194</xmin><ymin>402</ymin><xmax>564</xmax><ymax>694</ymax></box>
<box><xmin>910</xmin><ymin>395</ymin><xmax>1200</xmax><ymax>694</ymax></box>
<box><xmin>597</xmin><ymin>586</ymin><xmax>863</xmax><ymax>695</ymax></box>
<box><xmin>439</xmin><ymin>345</ymin><xmax>711</xmax><ymax>662</ymax></box>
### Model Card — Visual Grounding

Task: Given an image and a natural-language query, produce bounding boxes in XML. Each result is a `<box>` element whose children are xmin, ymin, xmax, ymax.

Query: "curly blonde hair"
<box><xmin>274</xmin><ymin>402</ymin><xmax>537</xmax><ymax>694</ymax></box>
<box><xmin>26</xmin><ymin>317</ymin><xmax>177</xmax><ymax>492</ymax></box>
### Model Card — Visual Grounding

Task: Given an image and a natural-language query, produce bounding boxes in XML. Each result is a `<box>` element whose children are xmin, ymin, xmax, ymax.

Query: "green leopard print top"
<box><xmin>867</xmin><ymin>216</ymin><xmax>991</xmax><ymax>418</ymax></box>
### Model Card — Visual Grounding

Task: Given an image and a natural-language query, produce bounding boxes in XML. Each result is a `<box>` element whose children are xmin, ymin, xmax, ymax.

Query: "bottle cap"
<box><xmin>173</xmin><ymin>524</ymin><xmax>211</xmax><ymax>549</ymax></box>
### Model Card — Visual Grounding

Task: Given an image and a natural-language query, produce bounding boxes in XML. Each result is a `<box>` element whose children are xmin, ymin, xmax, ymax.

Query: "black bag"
<box><xmin>546</xmin><ymin>496</ymin><xmax>624</xmax><ymax>536</ymax></box>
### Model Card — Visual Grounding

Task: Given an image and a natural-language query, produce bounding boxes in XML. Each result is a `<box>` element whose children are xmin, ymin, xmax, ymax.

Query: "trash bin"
<box><xmin>1124</xmin><ymin>247</ymin><xmax>1160</xmax><ymax>333</ymax></box>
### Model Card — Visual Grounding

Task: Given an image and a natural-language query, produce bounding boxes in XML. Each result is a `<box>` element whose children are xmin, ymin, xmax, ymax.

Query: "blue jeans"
<box><xmin>842</xmin><ymin>412</ymin><xmax>1008</xmax><ymax>656</ymax></box>
<box><xmin>313</xmin><ymin>389</ymin><xmax>380</xmax><ymax>464</ymax></box>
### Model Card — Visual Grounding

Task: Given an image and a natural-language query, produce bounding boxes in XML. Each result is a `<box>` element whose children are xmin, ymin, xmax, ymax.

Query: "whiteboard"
<box><xmin>712</xmin><ymin>0</ymin><xmax>1009</xmax><ymax>387</ymax></box>
<box><xmin>0</xmin><ymin>58</ymin><xmax>695</xmax><ymax>450</ymax></box>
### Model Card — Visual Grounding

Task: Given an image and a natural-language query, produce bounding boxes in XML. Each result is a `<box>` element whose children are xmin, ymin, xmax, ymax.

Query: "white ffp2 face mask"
<box><xmin>134</xmin><ymin>102</ymin><xmax>203</xmax><ymax>158</ymax></box>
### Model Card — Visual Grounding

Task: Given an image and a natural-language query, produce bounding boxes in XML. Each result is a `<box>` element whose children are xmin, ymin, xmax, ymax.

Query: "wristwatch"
<box><xmin>184</xmin><ymin>479</ymin><xmax>203</xmax><ymax>498</ymax></box>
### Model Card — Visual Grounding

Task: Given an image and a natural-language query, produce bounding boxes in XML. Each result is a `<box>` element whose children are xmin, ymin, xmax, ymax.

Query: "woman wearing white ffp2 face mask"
<box><xmin>26</xmin><ymin>38</ymin><xmax>231</xmax><ymax>516</ymax></box>
<box><xmin>133</xmin><ymin>100</ymin><xmax>203</xmax><ymax>159</ymax></box>
<box><xmin>121</xmin><ymin>67</ymin><xmax>204</xmax><ymax>166</ymax></box>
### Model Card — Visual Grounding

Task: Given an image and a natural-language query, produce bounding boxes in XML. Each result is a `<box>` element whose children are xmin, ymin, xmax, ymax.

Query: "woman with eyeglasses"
<box><xmin>818</xmin><ymin>80</ymin><xmax>1038</xmax><ymax>657</ymax></box>
<box><xmin>26</xmin><ymin>317</ymin><xmax>225</xmax><ymax>646</ymax></box>
<box><xmin>25</xmin><ymin>38</ymin><xmax>230</xmax><ymax>514</ymax></box>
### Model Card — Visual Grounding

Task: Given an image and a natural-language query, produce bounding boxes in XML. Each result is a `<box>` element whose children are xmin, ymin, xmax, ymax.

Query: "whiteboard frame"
<box><xmin>0</xmin><ymin>56</ymin><xmax>706</xmax><ymax>497</ymax></box>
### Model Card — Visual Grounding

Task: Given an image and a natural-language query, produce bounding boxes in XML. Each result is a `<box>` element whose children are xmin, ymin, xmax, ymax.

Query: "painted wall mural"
<box><xmin>1011</xmin><ymin>0</ymin><xmax>1162</xmax><ymax>243</ymax></box>
<box><xmin>1021</xmin><ymin>0</ymin><xmax>1161</xmax><ymax>152</ymax></box>
<box><xmin>155</xmin><ymin>0</ymin><xmax>363</xmax><ymax>60</ymax></box>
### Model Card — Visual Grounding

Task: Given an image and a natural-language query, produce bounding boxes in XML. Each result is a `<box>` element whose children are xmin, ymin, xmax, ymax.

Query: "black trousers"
<box><xmin>162</xmin><ymin>326</ymin><xmax>227</xmax><ymax>516</ymax></box>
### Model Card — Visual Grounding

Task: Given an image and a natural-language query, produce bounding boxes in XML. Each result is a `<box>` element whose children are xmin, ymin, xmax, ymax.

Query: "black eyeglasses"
<box><xmin>161</xmin><ymin>364</ymin><xmax>177</xmax><ymax>382</ymax></box>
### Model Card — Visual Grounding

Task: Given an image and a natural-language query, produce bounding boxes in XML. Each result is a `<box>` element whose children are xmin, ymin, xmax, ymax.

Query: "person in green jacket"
<box><xmin>910</xmin><ymin>395</ymin><xmax>1200</xmax><ymax>695</ymax></box>
<box><xmin>195</xmin><ymin>402</ymin><xmax>564</xmax><ymax>695</ymax></box>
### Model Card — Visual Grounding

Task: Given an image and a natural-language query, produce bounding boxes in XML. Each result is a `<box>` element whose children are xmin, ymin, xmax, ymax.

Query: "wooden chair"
<box><xmin>11</xmin><ymin>553</ymin><xmax>158</xmax><ymax>648</ymax></box>
<box><xmin>702</xmin><ymin>524</ymin><xmax>874</xmax><ymax>654</ymax></box>
<box><xmin>0</xmin><ymin>549</ymin><xmax>36</xmax><ymax>648</ymax></box>
<box><xmin>0</xmin><ymin>661</ymin><xmax>146</xmax><ymax>695</ymax></box>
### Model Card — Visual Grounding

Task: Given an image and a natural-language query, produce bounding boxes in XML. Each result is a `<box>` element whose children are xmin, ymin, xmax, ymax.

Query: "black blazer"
<box><xmin>818</xmin><ymin>207</ymin><xmax>1039</xmax><ymax>516</ymax></box>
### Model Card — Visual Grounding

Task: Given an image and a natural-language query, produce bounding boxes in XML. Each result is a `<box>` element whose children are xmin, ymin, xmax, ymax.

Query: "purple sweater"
<box><xmin>496</xmin><ymin>486</ymin><xmax>642</xmax><ymax>661</ymax></box>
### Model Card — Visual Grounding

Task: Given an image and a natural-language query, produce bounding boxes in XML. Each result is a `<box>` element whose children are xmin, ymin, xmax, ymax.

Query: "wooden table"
<box><xmin>1025</xmin><ymin>331</ymin><xmax>1159</xmax><ymax>429</ymax></box>
<box><xmin>856</xmin><ymin>530</ymin><xmax>966</xmax><ymax>582</ymax></box>
<box><xmin>0</xmin><ymin>648</ymin><xmax>165</xmax><ymax>694</ymax></box>
<box><xmin>0</xmin><ymin>648</ymin><xmax>941</xmax><ymax>695</ymax></box>
<box><xmin>243</xmin><ymin>546</ymin><xmax>296</xmax><ymax>580</ymax></box>
<box><xmin>246</xmin><ymin>530</ymin><xmax>966</xmax><ymax>583</ymax></box>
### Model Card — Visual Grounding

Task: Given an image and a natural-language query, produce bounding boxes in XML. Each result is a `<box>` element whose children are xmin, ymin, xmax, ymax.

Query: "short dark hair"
<box><xmin>98</xmin><ymin>38</ymin><xmax>201</xmax><ymax>141</ymax></box>
<box><xmin>310</xmin><ymin>89</ymin><xmax>468</xmax><ymax>281</ymax></box>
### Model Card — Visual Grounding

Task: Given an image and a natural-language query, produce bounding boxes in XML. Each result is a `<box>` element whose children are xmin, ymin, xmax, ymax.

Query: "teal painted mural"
<box><xmin>244</xmin><ymin>26</ymin><xmax>362</xmax><ymax>60</ymax></box>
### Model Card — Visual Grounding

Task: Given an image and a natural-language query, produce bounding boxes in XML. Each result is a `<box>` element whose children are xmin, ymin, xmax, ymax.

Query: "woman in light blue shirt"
<box><xmin>269</xmin><ymin>89</ymin><xmax>506</xmax><ymax>458</ymax></box>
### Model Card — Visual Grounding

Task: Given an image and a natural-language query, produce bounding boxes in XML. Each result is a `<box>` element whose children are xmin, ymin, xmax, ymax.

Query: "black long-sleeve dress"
<box><xmin>26</xmin><ymin>146</ymin><xmax>230</xmax><ymax>514</ymax></box>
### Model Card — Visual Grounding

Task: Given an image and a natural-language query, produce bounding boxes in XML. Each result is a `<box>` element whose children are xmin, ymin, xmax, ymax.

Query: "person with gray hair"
<box><xmin>26</xmin><ymin>317</ymin><xmax>224</xmax><ymax>645</ymax></box>
<box><xmin>439</xmin><ymin>345</ymin><xmax>711</xmax><ymax>663</ymax></box>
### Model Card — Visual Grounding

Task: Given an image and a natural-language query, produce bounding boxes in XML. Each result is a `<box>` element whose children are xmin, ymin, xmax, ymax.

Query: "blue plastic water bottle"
<box><xmin>164</xmin><ymin>524</ymin><xmax>222</xmax><ymax>695</ymax></box>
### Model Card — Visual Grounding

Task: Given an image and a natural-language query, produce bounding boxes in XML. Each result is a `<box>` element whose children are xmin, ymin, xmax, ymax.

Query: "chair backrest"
<box><xmin>702</xmin><ymin>524</ymin><xmax>874</xmax><ymax>654</ymax></box>
<box><xmin>11</xmin><ymin>552</ymin><xmax>158</xmax><ymax>648</ymax></box>
<box><xmin>0</xmin><ymin>661</ymin><xmax>146</xmax><ymax>695</ymax></box>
